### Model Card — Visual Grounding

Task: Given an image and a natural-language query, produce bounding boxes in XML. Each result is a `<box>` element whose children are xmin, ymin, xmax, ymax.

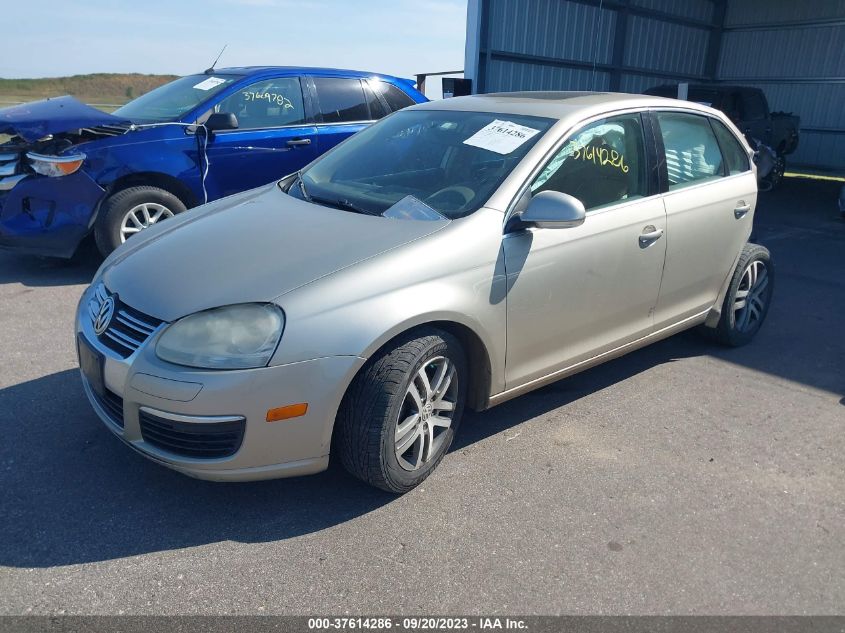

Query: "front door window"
<box><xmin>216</xmin><ymin>77</ymin><xmax>307</xmax><ymax>129</ymax></box>
<box><xmin>530</xmin><ymin>113</ymin><xmax>647</xmax><ymax>211</ymax></box>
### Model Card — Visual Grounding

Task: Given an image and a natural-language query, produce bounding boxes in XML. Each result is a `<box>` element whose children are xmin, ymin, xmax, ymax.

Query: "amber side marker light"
<box><xmin>266</xmin><ymin>403</ymin><xmax>308</xmax><ymax>422</ymax></box>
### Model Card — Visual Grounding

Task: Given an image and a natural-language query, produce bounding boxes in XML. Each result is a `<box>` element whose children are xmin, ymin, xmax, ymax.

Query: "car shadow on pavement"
<box><xmin>0</xmin><ymin>239</ymin><xmax>100</xmax><ymax>288</ymax></box>
<box><xmin>454</xmin><ymin>330</ymin><xmax>710</xmax><ymax>451</ymax></box>
<box><xmin>0</xmin><ymin>368</ymin><xmax>399</xmax><ymax>569</ymax></box>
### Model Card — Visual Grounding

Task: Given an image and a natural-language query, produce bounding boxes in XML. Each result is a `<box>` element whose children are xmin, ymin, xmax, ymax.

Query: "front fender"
<box><xmin>270</xmin><ymin>209</ymin><xmax>508</xmax><ymax>397</ymax></box>
<box><xmin>84</xmin><ymin>131</ymin><xmax>205</xmax><ymax>203</ymax></box>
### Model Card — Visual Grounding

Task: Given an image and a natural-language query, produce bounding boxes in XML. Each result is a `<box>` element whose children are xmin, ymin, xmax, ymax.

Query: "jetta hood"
<box><xmin>103</xmin><ymin>185</ymin><xmax>450</xmax><ymax>322</ymax></box>
<box><xmin>0</xmin><ymin>96</ymin><xmax>130</xmax><ymax>142</ymax></box>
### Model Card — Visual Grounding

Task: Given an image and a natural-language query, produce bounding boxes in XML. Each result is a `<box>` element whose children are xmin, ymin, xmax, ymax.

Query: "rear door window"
<box><xmin>742</xmin><ymin>91</ymin><xmax>768</xmax><ymax>121</ymax></box>
<box><xmin>216</xmin><ymin>77</ymin><xmax>306</xmax><ymax>129</ymax></box>
<box><xmin>313</xmin><ymin>77</ymin><xmax>370</xmax><ymax>124</ymax></box>
<box><xmin>655</xmin><ymin>112</ymin><xmax>725</xmax><ymax>190</ymax></box>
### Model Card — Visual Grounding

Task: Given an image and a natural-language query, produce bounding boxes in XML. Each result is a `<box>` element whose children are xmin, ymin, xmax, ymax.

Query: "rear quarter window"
<box><xmin>375</xmin><ymin>82</ymin><xmax>416</xmax><ymax>112</ymax></box>
<box><xmin>711</xmin><ymin>119</ymin><xmax>751</xmax><ymax>175</ymax></box>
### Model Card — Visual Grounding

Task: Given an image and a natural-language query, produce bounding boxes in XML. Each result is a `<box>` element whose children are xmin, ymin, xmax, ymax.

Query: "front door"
<box><xmin>503</xmin><ymin>112</ymin><xmax>666</xmax><ymax>388</ymax></box>
<box><xmin>204</xmin><ymin>76</ymin><xmax>317</xmax><ymax>198</ymax></box>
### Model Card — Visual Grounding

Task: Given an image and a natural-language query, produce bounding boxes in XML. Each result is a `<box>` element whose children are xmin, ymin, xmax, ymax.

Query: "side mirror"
<box><xmin>205</xmin><ymin>112</ymin><xmax>238</xmax><ymax>132</ymax></box>
<box><xmin>519</xmin><ymin>190</ymin><xmax>586</xmax><ymax>229</ymax></box>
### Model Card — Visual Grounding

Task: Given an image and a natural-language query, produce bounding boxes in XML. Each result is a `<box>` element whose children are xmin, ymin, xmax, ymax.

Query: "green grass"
<box><xmin>0</xmin><ymin>73</ymin><xmax>178</xmax><ymax>111</ymax></box>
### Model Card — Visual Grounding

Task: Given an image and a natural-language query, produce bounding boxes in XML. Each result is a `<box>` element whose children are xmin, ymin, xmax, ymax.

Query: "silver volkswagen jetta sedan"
<box><xmin>76</xmin><ymin>92</ymin><xmax>773</xmax><ymax>493</ymax></box>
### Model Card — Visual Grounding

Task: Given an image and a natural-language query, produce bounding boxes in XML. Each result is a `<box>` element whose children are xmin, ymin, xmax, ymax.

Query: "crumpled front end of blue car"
<box><xmin>0</xmin><ymin>97</ymin><xmax>132</xmax><ymax>257</ymax></box>
<box><xmin>0</xmin><ymin>152</ymin><xmax>106</xmax><ymax>257</ymax></box>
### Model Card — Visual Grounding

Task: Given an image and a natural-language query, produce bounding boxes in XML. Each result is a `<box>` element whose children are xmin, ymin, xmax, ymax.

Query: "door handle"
<box><xmin>734</xmin><ymin>203</ymin><xmax>751</xmax><ymax>219</ymax></box>
<box><xmin>286</xmin><ymin>138</ymin><xmax>312</xmax><ymax>147</ymax></box>
<box><xmin>639</xmin><ymin>226</ymin><xmax>664</xmax><ymax>248</ymax></box>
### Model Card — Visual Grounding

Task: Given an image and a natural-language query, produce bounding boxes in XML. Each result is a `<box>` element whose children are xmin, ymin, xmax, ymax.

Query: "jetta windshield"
<box><xmin>113</xmin><ymin>74</ymin><xmax>238</xmax><ymax>123</ymax></box>
<box><xmin>292</xmin><ymin>110</ymin><xmax>555</xmax><ymax>219</ymax></box>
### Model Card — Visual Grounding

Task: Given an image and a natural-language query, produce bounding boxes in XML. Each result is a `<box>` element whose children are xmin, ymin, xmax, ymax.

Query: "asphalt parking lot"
<box><xmin>1</xmin><ymin>177</ymin><xmax>843</xmax><ymax>615</ymax></box>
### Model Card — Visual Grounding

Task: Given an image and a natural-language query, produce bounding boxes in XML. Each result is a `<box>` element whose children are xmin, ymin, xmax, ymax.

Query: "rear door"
<box><xmin>203</xmin><ymin>75</ymin><xmax>318</xmax><ymax>198</ymax></box>
<box><xmin>650</xmin><ymin>110</ymin><xmax>756</xmax><ymax>328</ymax></box>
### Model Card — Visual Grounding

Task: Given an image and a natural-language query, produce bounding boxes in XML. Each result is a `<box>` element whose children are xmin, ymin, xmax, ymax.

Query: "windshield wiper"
<box><xmin>295</xmin><ymin>171</ymin><xmax>311</xmax><ymax>201</ymax></box>
<box><xmin>308</xmin><ymin>194</ymin><xmax>376</xmax><ymax>216</ymax></box>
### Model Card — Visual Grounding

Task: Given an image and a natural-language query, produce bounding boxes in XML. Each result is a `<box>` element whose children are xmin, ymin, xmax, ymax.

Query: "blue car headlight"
<box><xmin>26</xmin><ymin>151</ymin><xmax>86</xmax><ymax>177</ymax></box>
<box><xmin>156</xmin><ymin>303</ymin><xmax>284</xmax><ymax>370</ymax></box>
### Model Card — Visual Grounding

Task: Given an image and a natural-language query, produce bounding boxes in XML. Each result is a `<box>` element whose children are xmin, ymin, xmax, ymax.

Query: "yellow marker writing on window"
<box><xmin>572</xmin><ymin>143</ymin><xmax>629</xmax><ymax>173</ymax></box>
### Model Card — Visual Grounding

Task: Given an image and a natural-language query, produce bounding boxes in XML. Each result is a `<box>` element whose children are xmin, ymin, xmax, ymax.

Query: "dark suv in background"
<box><xmin>645</xmin><ymin>84</ymin><xmax>799</xmax><ymax>187</ymax></box>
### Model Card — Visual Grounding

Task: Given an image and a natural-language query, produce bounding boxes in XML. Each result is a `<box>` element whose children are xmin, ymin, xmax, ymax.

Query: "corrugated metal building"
<box><xmin>464</xmin><ymin>0</ymin><xmax>845</xmax><ymax>171</ymax></box>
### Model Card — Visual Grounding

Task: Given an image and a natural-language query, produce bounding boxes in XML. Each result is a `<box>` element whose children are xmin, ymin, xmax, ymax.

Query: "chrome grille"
<box><xmin>0</xmin><ymin>151</ymin><xmax>25</xmax><ymax>192</ymax></box>
<box><xmin>0</xmin><ymin>152</ymin><xmax>18</xmax><ymax>176</ymax></box>
<box><xmin>88</xmin><ymin>283</ymin><xmax>163</xmax><ymax>357</ymax></box>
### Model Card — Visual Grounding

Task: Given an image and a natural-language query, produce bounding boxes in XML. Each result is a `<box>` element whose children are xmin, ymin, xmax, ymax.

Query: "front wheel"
<box><xmin>703</xmin><ymin>243</ymin><xmax>774</xmax><ymax>347</ymax></box>
<box><xmin>94</xmin><ymin>186</ymin><xmax>187</xmax><ymax>257</ymax></box>
<box><xmin>334</xmin><ymin>328</ymin><xmax>467</xmax><ymax>493</ymax></box>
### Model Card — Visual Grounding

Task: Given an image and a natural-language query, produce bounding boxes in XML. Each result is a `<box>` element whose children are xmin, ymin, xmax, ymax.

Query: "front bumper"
<box><xmin>75</xmin><ymin>285</ymin><xmax>366</xmax><ymax>481</ymax></box>
<box><xmin>0</xmin><ymin>171</ymin><xmax>104</xmax><ymax>257</ymax></box>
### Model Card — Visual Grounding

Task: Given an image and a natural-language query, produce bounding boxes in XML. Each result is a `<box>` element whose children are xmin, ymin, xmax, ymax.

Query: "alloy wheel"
<box><xmin>732</xmin><ymin>260</ymin><xmax>769</xmax><ymax>333</ymax></box>
<box><xmin>394</xmin><ymin>356</ymin><xmax>458</xmax><ymax>471</ymax></box>
<box><xmin>120</xmin><ymin>203</ymin><xmax>174</xmax><ymax>243</ymax></box>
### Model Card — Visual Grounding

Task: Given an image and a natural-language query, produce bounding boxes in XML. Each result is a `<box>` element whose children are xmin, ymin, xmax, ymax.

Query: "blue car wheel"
<box><xmin>94</xmin><ymin>186</ymin><xmax>187</xmax><ymax>256</ymax></box>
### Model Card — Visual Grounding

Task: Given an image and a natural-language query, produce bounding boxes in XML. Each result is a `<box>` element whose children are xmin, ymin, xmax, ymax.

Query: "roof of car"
<box><xmin>412</xmin><ymin>91</ymin><xmax>716</xmax><ymax>120</ymax></box>
<box><xmin>211</xmin><ymin>66</ymin><xmax>411</xmax><ymax>83</ymax></box>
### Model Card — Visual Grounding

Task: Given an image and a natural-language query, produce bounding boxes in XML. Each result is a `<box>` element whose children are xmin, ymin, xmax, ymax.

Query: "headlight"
<box><xmin>26</xmin><ymin>151</ymin><xmax>86</xmax><ymax>177</ymax></box>
<box><xmin>156</xmin><ymin>304</ymin><xmax>284</xmax><ymax>370</ymax></box>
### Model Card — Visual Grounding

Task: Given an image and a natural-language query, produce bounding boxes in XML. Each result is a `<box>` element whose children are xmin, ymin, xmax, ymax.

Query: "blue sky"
<box><xmin>0</xmin><ymin>0</ymin><xmax>468</xmax><ymax>80</ymax></box>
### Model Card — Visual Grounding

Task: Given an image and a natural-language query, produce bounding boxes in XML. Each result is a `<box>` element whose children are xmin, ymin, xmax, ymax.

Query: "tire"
<box><xmin>758</xmin><ymin>156</ymin><xmax>784</xmax><ymax>193</ymax></box>
<box><xmin>94</xmin><ymin>186</ymin><xmax>187</xmax><ymax>257</ymax></box>
<box><xmin>702</xmin><ymin>243</ymin><xmax>774</xmax><ymax>347</ymax></box>
<box><xmin>335</xmin><ymin>328</ymin><xmax>467</xmax><ymax>493</ymax></box>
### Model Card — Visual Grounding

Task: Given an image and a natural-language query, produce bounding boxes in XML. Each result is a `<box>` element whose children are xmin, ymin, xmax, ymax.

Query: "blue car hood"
<box><xmin>0</xmin><ymin>96</ymin><xmax>130</xmax><ymax>142</ymax></box>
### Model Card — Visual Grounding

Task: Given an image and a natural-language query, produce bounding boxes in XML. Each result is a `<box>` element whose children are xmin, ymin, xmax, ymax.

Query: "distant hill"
<box><xmin>0</xmin><ymin>73</ymin><xmax>179</xmax><ymax>111</ymax></box>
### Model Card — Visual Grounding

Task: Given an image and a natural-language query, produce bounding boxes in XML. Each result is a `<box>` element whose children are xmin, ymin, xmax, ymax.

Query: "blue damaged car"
<box><xmin>0</xmin><ymin>67</ymin><xmax>426</xmax><ymax>257</ymax></box>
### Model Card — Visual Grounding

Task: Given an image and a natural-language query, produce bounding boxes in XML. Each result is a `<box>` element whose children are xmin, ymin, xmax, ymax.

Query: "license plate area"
<box><xmin>77</xmin><ymin>334</ymin><xmax>105</xmax><ymax>397</ymax></box>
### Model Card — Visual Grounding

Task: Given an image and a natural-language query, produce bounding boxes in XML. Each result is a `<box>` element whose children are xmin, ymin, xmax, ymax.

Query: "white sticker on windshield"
<box><xmin>463</xmin><ymin>119</ymin><xmax>541</xmax><ymax>155</ymax></box>
<box><xmin>193</xmin><ymin>77</ymin><xmax>227</xmax><ymax>91</ymax></box>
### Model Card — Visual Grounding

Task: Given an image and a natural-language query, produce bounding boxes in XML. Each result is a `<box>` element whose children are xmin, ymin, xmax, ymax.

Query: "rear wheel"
<box><xmin>335</xmin><ymin>328</ymin><xmax>467</xmax><ymax>493</ymax></box>
<box><xmin>94</xmin><ymin>186</ymin><xmax>186</xmax><ymax>257</ymax></box>
<box><xmin>768</xmin><ymin>155</ymin><xmax>786</xmax><ymax>189</ymax></box>
<box><xmin>703</xmin><ymin>243</ymin><xmax>774</xmax><ymax>347</ymax></box>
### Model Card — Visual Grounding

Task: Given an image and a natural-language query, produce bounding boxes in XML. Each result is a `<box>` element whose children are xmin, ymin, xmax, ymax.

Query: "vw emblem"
<box><xmin>94</xmin><ymin>296</ymin><xmax>115</xmax><ymax>335</ymax></box>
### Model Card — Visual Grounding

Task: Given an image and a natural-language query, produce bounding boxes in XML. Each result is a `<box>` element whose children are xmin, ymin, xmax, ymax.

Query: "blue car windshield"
<box><xmin>113</xmin><ymin>74</ymin><xmax>238</xmax><ymax>122</ymax></box>
<box><xmin>294</xmin><ymin>110</ymin><xmax>555</xmax><ymax>219</ymax></box>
